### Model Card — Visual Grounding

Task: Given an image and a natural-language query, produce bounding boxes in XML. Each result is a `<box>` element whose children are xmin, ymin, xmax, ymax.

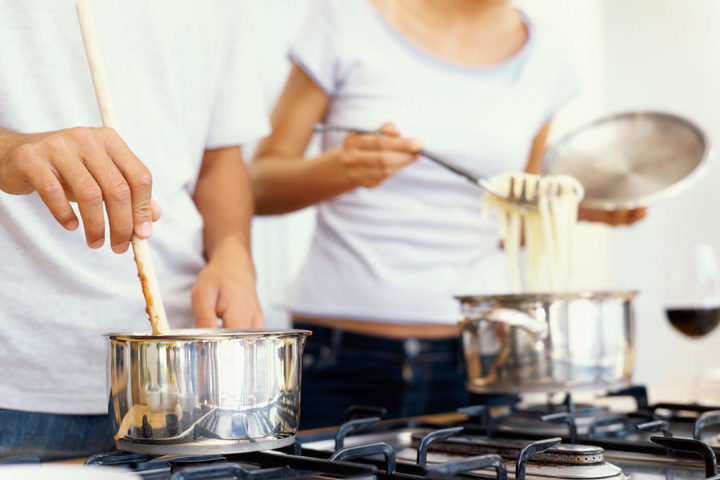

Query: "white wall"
<box><xmin>600</xmin><ymin>0</ymin><xmax>720</xmax><ymax>402</ymax></box>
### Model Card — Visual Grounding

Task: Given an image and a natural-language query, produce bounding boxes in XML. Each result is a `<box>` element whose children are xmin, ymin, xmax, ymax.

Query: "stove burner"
<box><xmin>410</xmin><ymin>431</ymin><xmax>603</xmax><ymax>465</ymax></box>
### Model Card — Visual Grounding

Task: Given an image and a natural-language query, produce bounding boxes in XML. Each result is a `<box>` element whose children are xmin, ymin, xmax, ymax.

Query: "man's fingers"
<box><xmin>250</xmin><ymin>311</ymin><xmax>265</xmax><ymax>329</ymax></box>
<box><xmin>192</xmin><ymin>284</ymin><xmax>219</xmax><ymax>329</ymax></box>
<box><xmin>151</xmin><ymin>198</ymin><xmax>162</xmax><ymax>222</ymax></box>
<box><xmin>80</xmin><ymin>146</ymin><xmax>134</xmax><ymax>253</ymax></box>
<box><xmin>220</xmin><ymin>307</ymin><xmax>244</xmax><ymax>329</ymax></box>
<box><xmin>25</xmin><ymin>160</ymin><xmax>79</xmax><ymax>230</ymax></box>
<box><xmin>102</xmin><ymin>128</ymin><xmax>154</xmax><ymax>239</ymax></box>
<box><xmin>220</xmin><ymin>305</ymin><xmax>264</xmax><ymax>329</ymax></box>
<box><xmin>52</xmin><ymin>146</ymin><xmax>106</xmax><ymax>248</ymax></box>
<box><xmin>209</xmin><ymin>285</ymin><xmax>265</xmax><ymax>329</ymax></box>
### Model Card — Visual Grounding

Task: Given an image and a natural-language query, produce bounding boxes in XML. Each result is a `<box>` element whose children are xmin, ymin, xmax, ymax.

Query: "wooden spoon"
<box><xmin>76</xmin><ymin>1</ymin><xmax>170</xmax><ymax>335</ymax></box>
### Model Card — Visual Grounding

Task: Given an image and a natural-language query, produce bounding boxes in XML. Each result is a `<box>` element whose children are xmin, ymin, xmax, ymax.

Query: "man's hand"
<box><xmin>191</xmin><ymin>240</ymin><xmax>264</xmax><ymax>329</ymax></box>
<box><xmin>0</xmin><ymin>127</ymin><xmax>159</xmax><ymax>253</ymax></box>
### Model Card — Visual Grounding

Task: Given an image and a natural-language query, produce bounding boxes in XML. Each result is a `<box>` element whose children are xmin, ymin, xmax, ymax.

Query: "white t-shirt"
<box><xmin>284</xmin><ymin>0</ymin><xmax>580</xmax><ymax>324</ymax></box>
<box><xmin>0</xmin><ymin>0</ymin><xmax>268</xmax><ymax>414</ymax></box>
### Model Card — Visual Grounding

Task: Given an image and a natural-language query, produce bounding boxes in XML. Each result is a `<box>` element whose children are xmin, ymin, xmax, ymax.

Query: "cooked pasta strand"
<box><xmin>482</xmin><ymin>173</ymin><xmax>584</xmax><ymax>292</ymax></box>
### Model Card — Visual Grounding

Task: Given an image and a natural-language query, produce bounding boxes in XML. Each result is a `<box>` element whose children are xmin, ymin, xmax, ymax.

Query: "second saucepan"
<box><xmin>457</xmin><ymin>291</ymin><xmax>637</xmax><ymax>393</ymax></box>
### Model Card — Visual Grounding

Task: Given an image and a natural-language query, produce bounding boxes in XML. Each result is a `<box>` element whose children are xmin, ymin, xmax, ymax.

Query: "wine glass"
<box><xmin>664</xmin><ymin>243</ymin><xmax>720</xmax><ymax>401</ymax></box>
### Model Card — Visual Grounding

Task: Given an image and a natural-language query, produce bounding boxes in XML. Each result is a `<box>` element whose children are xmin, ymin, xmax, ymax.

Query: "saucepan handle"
<box><xmin>461</xmin><ymin>308</ymin><xmax>546</xmax><ymax>336</ymax></box>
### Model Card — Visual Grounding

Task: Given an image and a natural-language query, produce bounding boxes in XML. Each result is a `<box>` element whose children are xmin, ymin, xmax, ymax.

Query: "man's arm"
<box><xmin>191</xmin><ymin>146</ymin><xmax>263</xmax><ymax>328</ymax></box>
<box><xmin>0</xmin><ymin>126</ymin><xmax>157</xmax><ymax>252</ymax></box>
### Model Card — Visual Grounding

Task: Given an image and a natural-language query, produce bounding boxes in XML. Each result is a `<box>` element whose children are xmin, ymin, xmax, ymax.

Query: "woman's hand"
<box><xmin>337</xmin><ymin>122</ymin><xmax>423</xmax><ymax>188</ymax></box>
<box><xmin>579</xmin><ymin>205</ymin><xmax>647</xmax><ymax>226</ymax></box>
<box><xmin>0</xmin><ymin>126</ymin><xmax>160</xmax><ymax>253</ymax></box>
<box><xmin>191</xmin><ymin>240</ymin><xmax>264</xmax><ymax>329</ymax></box>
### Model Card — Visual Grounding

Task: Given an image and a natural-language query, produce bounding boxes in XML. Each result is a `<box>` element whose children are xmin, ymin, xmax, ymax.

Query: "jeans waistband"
<box><xmin>296</xmin><ymin>323</ymin><xmax>462</xmax><ymax>358</ymax></box>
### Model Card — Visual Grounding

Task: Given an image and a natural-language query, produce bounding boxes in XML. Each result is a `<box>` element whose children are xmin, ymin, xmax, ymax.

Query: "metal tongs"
<box><xmin>314</xmin><ymin>124</ymin><xmax>553</xmax><ymax>209</ymax></box>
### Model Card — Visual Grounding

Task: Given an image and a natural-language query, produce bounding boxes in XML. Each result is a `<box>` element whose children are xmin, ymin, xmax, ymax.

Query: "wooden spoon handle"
<box><xmin>76</xmin><ymin>0</ymin><xmax>170</xmax><ymax>335</ymax></box>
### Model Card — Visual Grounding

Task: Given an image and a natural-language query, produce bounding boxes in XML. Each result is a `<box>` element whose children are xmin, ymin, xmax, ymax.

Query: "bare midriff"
<box><xmin>291</xmin><ymin>314</ymin><xmax>461</xmax><ymax>339</ymax></box>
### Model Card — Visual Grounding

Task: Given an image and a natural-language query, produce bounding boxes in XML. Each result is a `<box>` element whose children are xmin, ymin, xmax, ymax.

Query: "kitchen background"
<box><xmin>247</xmin><ymin>0</ymin><xmax>720</xmax><ymax>403</ymax></box>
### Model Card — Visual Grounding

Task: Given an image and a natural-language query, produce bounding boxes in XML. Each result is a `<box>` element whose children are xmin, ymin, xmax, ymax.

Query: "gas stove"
<box><xmin>5</xmin><ymin>385</ymin><xmax>720</xmax><ymax>480</ymax></box>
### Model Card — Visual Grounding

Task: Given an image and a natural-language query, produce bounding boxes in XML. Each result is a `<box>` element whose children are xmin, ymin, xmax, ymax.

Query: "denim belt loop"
<box><xmin>401</xmin><ymin>338</ymin><xmax>420</xmax><ymax>385</ymax></box>
<box><xmin>403</xmin><ymin>338</ymin><xmax>421</xmax><ymax>358</ymax></box>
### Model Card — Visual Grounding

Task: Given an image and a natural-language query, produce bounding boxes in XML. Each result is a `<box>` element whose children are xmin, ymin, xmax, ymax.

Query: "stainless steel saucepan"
<box><xmin>457</xmin><ymin>291</ymin><xmax>637</xmax><ymax>393</ymax></box>
<box><xmin>106</xmin><ymin>329</ymin><xmax>310</xmax><ymax>455</ymax></box>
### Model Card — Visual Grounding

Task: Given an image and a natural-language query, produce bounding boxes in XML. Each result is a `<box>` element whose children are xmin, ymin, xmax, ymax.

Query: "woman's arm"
<box><xmin>250</xmin><ymin>64</ymin><xmax>422</xmax><ymax>215</ymax></box>
<box><xmin>524</xmin><ymin>121</ymin><xmax>552</xmax><ymax>175</ymax></box>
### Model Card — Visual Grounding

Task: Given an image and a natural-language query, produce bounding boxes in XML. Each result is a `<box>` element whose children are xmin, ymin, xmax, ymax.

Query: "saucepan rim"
<box><xmin>455</xmin><ymin>289</ymin><xmax>639</xmax><ymax>304</ymax></box>
<box><xmin>104</xmin><ymin>328</ymin><xmax>311</xmax><ymax>341</ymax></box>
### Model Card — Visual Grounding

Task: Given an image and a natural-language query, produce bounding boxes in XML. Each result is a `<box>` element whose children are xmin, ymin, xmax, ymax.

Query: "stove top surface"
<box><xmin>5</xmin><ymin>386</ymin><xmax>720</xmax><ymax>480</ymax></box>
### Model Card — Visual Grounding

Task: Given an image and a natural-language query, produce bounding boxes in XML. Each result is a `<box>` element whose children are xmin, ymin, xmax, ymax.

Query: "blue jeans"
<box><xmin>0</xmin><ymin>408</ymin><xmax>115</xmax><ymax>460</ymax></box>
<box><xmin>296</xmin><ymin>324</ymin><xmax>469</xmax><ymax>430</ymax></box>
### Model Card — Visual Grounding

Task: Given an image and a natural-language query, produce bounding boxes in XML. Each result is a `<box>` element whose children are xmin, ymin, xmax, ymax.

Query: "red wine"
<box><xmin>665</xmin><ymin>307</ymin><xmax>720</xmax><ymax>338</ymax></box>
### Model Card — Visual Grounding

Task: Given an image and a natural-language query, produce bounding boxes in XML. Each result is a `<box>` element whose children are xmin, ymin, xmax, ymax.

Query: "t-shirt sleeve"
<box><xmin>542</xmin><ymin>38</ymin><xmax>582</xmax><ymax>123</ymax></box>
<box><xmin>205</xmin><ymin>5</ymin><xmax>270</xmax><ymax>149</ymax></box>
<box><xmin>288</xmin><ymin>0</ymin><xmax>344</xmax><ymax>96</ymax></box>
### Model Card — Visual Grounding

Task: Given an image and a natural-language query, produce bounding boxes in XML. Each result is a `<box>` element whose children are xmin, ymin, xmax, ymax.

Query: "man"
<box><xmin>0</xmin><ymin>0</ymin><xmax>266</xmax><ymax>458</ymax></box>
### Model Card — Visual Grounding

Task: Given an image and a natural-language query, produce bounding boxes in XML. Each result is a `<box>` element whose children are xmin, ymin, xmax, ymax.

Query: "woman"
<box><xmin>251</xmin><ymin>0</ymin><xmax>644</xmax><ymax>429</ymax></box>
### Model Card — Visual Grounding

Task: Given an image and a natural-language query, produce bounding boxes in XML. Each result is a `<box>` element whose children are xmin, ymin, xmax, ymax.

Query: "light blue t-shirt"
<box><xmin>285</xmin><ymin>0</ymin><xmax>580</xmax><ymax>324</ymax></box>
